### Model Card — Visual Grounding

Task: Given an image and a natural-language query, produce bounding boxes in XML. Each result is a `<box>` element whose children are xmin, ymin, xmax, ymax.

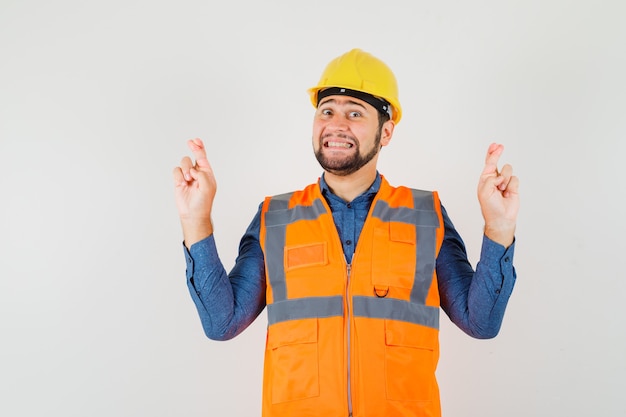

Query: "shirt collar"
<box><xmin>319</xmin><ymin>172</ymin><xmax>382</xmax><ymax>204</ymax></box>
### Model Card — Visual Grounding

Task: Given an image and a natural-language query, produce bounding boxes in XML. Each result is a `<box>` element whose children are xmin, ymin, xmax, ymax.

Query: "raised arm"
<box><xmin>438</xmin><ymin>143</ymin><xmax>520</xmax><ymax>338</ymax></box>
<box><xmin>174</xmin><ymin>139</ymin><xmax>266</xmax><ymax>340</ymax></box>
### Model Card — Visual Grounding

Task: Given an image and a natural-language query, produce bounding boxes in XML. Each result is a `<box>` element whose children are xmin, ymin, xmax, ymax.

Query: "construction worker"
<box><xmin>173</xmin><ymin>48</ymin><xmax>519</xmax><ymax>417</ymax></box>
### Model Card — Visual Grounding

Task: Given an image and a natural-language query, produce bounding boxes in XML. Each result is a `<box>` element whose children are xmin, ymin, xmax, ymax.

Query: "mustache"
<box><xmin>321</xmin><ymin>132</ymin><xmax>358</xmax><ymax>143</ymax></box>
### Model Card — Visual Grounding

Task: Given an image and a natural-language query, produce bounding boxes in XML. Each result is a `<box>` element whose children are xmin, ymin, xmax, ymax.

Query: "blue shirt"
<box><xmin>184</xmin><ymin>173</ymin><xmax>517</xmax><ymax>341</ymax></box>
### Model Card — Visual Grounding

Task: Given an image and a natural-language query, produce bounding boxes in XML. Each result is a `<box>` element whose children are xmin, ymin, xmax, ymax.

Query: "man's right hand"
<box><xmin>173</xmin><ymin>138</ymin><xmax>216</xmax><ymax>248</ymax></box>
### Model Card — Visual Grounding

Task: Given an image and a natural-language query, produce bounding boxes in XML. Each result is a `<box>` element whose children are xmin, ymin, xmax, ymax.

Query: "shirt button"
<box><xmin>346</xmin><ymin>240</ymin><xmax>352</xmax><ymax>245</ymax></box>
<box><xmin>346</xmin><ymin>203</ymin><xmax>352</xmax><ymax>208</ymax></box>
<box><xmin>504</xmin><ymin>257</ymin><xmax>510</xmax><ymax>262</ymax></box>
<box><xmin>495</xmin><ymin>289</ymin><xmax>501</xmax><ymax>294</ymax></box>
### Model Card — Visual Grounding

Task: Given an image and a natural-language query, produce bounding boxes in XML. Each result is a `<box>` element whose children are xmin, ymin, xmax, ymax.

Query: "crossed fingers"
<box><xmin>173</xmin><ymin>138</ymin><xmax>213</xmax><ymax>185</ymax></box>
<box><xmin>480</xmin><ymin>143</ymin><xmax>518</xmax><ymax>197</ymax></box>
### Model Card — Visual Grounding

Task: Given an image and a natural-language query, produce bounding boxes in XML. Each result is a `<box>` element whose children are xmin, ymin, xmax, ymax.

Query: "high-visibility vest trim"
<box><xmin>371</xmin><ymin>198</ymin><xmax>440</xmax><ymax>226</ymax></box>
<box><xmin>353</xmin><ymin>296</ymin><xmax>439</xmax><ymax>329</ymax></box>
<box><xmin>267</xmin><ymin>295</ymin><xmax>439</xmax><ymax>329</ymax></box>
<box><xmin>267</xmin><ymin>295</ymin><xmax>344</xmax><ymax>325</ymax></box>
<box><xmin>264</xmin><ymin>196</ymin><xmax>326</xmax><ymax>302</ymax></box>
<box><xmin>265</xmin><ymin>197</ymin><xmax>326</xmax><ymax>226</ymax></box>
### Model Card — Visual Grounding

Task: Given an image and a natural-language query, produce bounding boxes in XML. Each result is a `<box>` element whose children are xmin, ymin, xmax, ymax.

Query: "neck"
<box><xmin>323</xmin><ymin>165</ymin><xmax>378</xmax><ymax>202</ymax></box>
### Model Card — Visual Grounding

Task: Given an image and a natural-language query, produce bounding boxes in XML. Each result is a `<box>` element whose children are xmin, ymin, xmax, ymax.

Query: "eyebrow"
<box><xmin>319</xmin><ymin>98</ymin><xmax>367</xmax><ymax>110</ymax></box>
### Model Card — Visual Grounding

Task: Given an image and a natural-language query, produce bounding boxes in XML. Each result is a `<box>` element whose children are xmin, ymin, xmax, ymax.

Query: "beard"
<box><xmin>314</xmin><ymin>129</ymin><xmax>382</xmax><ymax>176</ymax></box>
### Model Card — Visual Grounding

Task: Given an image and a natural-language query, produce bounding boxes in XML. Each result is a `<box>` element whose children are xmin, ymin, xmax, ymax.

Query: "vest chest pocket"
<box><xmin>267</xmin><ymin>318</ymin><xmax>320</xmax><ymax>404</ymax></box>
<box><xmin>285</xmin><ymin>242</ymin><xmax>328</xmax><ymax>270</ymax></box>
<box><xmin>384</xmin><ymin>319</ymin><xmax>437</xmax><ymax>402</ymax></box>
<box><xmin>373</xmin><ymin>222</ymin><xmax>416</xmax><ymax>290</ymax></box>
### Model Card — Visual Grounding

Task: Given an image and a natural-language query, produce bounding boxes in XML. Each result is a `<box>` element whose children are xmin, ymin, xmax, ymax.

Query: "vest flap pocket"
<box><xmin>384</xmin><ymin>319</ymin><xmax>437</xmax><ymax>402</ymax></box>
<box><xmin>285</xmin><ymin>242</ymin><xmax>328</xmax><ymax>271</ymax></box>
<box><xmin>268</xmin><ymin>319</ymin><xmax>320</xmax><ymax>404</ymax></box>
<box><xmin>385</xmin><ymin>319</ymin><xmax>435</xmax><ymax>350</ymax></box>
<box><xmin>389</xmin><ymin>221</ymin><xmax>415</xmax><ymax>244</ymax></box>
<box><xmin>388</xmin><ymin>222</ymin><xmax>416</xmax><ymax>289</ymax></box>
<box><xmin>371</xmin><ymin>223</ymin><xmax>416</xmax><ymax>290</ymax></box>
<box><xmin>268</xmin><ymin>317</ymin><xmax>318</xmax><ymax>349</ymax></box>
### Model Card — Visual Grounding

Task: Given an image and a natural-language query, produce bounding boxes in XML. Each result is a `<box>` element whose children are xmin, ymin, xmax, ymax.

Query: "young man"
<box><xmin>173</xmin><ymin>48</ymin><xmax>519</xmax><ymax>417</ymax></box>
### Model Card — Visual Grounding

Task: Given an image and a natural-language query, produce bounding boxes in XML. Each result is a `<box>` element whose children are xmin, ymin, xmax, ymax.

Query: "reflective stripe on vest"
<box><xmin>264</xmin><ymin>194</ymin><xmax>327</xmax><ymax>303</ymax></box>
<box><xmin>264</xmin><ymin>188</ymin><xmax>440</xmax><ymax>328</ymax></box>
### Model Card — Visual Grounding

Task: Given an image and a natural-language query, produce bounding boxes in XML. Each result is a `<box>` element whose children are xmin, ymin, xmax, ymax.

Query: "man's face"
<box><xmin>312</xmin><ymin>95</ymin><xmax>391</xmax><ymax>176</ymax></box>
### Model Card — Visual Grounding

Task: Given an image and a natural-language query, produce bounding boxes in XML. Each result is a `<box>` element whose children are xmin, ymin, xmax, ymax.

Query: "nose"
<box><xmin>326</xmin><ymin>112</ymin><xmax>349</xmax><ymax>131</ymax></box>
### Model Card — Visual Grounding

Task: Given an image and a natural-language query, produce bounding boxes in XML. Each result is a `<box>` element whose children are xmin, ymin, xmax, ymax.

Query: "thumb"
<box><xmin>188</xmin><ymin>167</ymin><xmax>207</xmax><ymax>186</ymax></box>
<box><xmin>189</xmin><ymin>166</ymin><xmax>217</xmax><ymax>193</ymax></box>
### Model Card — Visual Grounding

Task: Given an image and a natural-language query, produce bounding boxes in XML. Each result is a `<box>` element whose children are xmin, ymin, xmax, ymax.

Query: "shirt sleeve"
<box><xmin>184</xmin><ymin>205</ymin><xmax>266</xmax><ymax>341</ymax></box>
<box><xmin>436</xmin><ymin>205</ymin><xmax>517</xmax><ymax>339</ymax></box>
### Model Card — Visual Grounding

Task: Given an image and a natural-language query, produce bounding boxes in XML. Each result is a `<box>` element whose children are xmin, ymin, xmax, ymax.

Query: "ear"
<box><xmin>380</xmin><ymin>120</ymin><xmax>395</xmax><ymax>147</ymax></box>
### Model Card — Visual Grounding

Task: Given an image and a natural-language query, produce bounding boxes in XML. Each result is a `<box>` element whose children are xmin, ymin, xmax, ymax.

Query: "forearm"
<box><xmin>458</xmin><ymin>237</ymin><xmax>515</xmax><ymax>338</ymax></box>
<box><xmin>437</xmin><ymin>210</ymin><xmax>517</xmax><ymax>339</ymax></box>
<box><xmin>484</xmin><ymin>223</ymin><xmax>515</xmax><ymax>248</ymax></box>
<box><xmin>181</xmin><ymin>218</ymin><xmax>214</xmax><ymax>249</ymax></box>
<box><xmin>185</xmin><ymin>234</ymin><xmax>266</xmax><ymax>340</ymax></box>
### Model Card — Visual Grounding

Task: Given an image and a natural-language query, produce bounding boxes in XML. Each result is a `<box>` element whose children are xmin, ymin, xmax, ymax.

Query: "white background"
<box><xmin>1</xmin><ymin>1</ymin><xmax>625</xmax><ymax>416</ymax></box>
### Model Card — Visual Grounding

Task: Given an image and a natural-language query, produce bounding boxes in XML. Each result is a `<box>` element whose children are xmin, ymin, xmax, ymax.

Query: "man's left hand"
<box><xmin>477</xmin><ymin>143</ymin><xmax>520</xmax><ymax>247</ymax></box>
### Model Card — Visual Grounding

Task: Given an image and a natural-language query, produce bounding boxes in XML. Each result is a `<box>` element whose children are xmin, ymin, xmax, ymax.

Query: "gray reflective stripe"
<box><xmin>267</xmin><ymin>296</ymin><xmax>344</xmax><ymax>325</ymax></box>
<box><xmin>371</xmin><ymin>199</ymin><xmax>440</xmax><ymax>226</ymax></box>
<box><xmin>352</xmin><ymin>296</ymin><xmax>440</xmax><ymax>330</ymax></box>
<box><xmin>372</xmin><ymin>191</ymin><xmax>441</xmax><ymax>305</ymax></box>
<box><xmin>264</xmin><ymin>196</ymin><xmax>328</xmax><ymax>302</ymax></box>
<box><xmin>265</xmin><ymin>198</ymin><xmax>327</xmax><ymax>227</ymax></box>
<box><xmin>411</xmin><ymin>189</ymin><xmax>438</xmax><ymax>210</ymax></box>
<box><xmin>268</xmin><ymin>192</ymin><xmax>293</xmax><ymax>207</ymax></box>
<box><xmin>410</xmin><ymin>190</ymin><xmax>440</xmax><ymax>305</ymax></box>
<box><xmin>264</xmin><ymin>193</ymin><xmax>291</xmax><ymax>302</ymax></box>
<box><xmin>411</xmin><ymin>225</ymin><xmax>437</xmax><ymax>304</ymax></box>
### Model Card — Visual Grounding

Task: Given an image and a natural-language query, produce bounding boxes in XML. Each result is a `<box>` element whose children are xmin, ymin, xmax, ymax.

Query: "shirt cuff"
<box><xmin>183</xmin><ymin>234</ymin><xmax>219</xmax><ymax>280</ymax></box>
<box><xmin>480</xmin><ymin>234</ymin><xmax>516</xmax><ymax>292</ymax></box>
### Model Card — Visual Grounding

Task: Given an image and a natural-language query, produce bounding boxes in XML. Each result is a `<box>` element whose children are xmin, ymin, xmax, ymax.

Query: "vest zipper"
<box><xmin>346</xmin><ymin>261</ymin><xmax>353</xmax><ymax>417</ymax></box>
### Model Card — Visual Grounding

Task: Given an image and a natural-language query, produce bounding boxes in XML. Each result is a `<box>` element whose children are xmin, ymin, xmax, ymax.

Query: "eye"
<box><xmin>320</xmin><ymin>108</ymin><xmax>332</xmax><ymax>116</ymax></box>
<box><xmin>348</xmin><ymin>111</ymin><xmax>362</xmax><ymax>118</ymax></box>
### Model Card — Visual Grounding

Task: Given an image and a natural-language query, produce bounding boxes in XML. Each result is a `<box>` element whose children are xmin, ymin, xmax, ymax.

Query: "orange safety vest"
<box><xmin>259</xmin><ymin>176</ymin><xmax>445</xmax><ymax>417</ymax></box>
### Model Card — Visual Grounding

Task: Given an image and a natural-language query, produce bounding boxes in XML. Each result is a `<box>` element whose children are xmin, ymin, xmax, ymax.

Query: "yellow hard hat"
<box><xmin>308</xmin><ymin>48</ymin><xmax>402</xmax><ymax>124</ymax></box>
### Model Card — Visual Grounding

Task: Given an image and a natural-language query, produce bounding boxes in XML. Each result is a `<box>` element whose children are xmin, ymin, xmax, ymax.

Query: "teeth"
<box><xmin>326</xmin><ymin>141</ymin><xmax>352</xmax><ymax>148</ymax></box>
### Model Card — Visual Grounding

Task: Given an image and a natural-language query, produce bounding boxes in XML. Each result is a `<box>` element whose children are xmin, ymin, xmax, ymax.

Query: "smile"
<box><xmin>325</xmin><ymin>141</ymin><xmax>353</xmax><ymax>148</ymax></box>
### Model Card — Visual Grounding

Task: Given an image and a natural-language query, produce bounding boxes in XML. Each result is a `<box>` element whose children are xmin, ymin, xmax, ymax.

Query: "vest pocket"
<box><xmin>268</xmin><ymin>318</ymin><xmax>320</xmax><ymax>404</ymax></box>
<box><xmin>373</xmin><ymin>222</ymin><xmax>416</xmax><ymax>290</ymax></box>
<box><xmin>285</xmin><ymin>242</ymin><xmax>328</xmax><ymax>271</ymax></box>
<box><xmin>384</xmin><ymin>319</ymin><xmax>436</xmax><ymax>402</ymax></box>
